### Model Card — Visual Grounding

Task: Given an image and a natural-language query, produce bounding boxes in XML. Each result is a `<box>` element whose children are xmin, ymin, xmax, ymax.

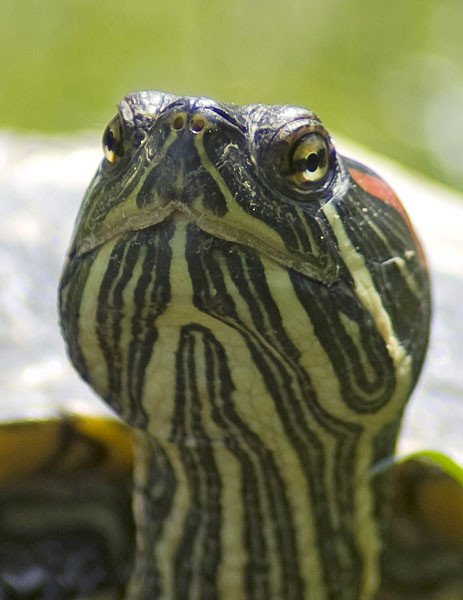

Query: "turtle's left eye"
<box><xmin>287</xmin><ymin>133</ymin><xmax>330</xmax><ymax>185</ymax></box>
<box><xmin>102</xmin><ymin>115</ymin><xmax>124</xmax><ymax>164</ymax></box>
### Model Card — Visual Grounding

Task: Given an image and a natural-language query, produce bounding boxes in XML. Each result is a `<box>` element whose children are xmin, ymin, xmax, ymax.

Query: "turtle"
<box><xmin>1</xmin><ymin>91</ymin><xmax>462</xmax><ymax>600</ymax></box>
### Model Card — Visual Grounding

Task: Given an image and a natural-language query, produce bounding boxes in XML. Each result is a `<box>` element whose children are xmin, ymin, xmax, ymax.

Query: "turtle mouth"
<box><xmin>76</xmin><ymin>201</ymin><xmax>219</xmax><ymax>256</ymax></box>
<box><xmin>74</xmin><ymin>163</ymin><xmax>340</xmax><ymax>284</ymax></box>
<box><xmin>78</xmin><ymin>201</ymin><xmax>292</xmax><ymax>271</ymax></box>
<box><xmin>75</xmin><ymin>200</ymin><xmax>337</xmax><ymax>284</ymax></box>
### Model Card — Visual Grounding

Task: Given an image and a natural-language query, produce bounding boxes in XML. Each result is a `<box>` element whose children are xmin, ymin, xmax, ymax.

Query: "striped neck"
<box><xmin>120</xmin><ymin>288</ymin><xmax>397</xmax><ymax>600</ymax></box>
<box><xmin>62</xmin><ymin>217</ymin><xmax>414</xmax><ymax>600</ymax></box>
<box><xmin>126</xmin><ymin>415</ymin><xmax>387</xmax><ymax>600</ymax></box>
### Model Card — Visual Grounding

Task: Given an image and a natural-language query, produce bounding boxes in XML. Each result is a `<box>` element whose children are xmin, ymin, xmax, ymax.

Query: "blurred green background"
<box><xmin>1</xmin><ymin>0</ymin><xmax>462</xmax><ymax>189</ymax></box>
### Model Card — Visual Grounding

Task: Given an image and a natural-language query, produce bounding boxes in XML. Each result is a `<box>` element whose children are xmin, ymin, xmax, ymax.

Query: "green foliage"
<box><xmin>371</xmin><ymin>450</ymin><xmax>463</xmax><ymax>486</ymax></box>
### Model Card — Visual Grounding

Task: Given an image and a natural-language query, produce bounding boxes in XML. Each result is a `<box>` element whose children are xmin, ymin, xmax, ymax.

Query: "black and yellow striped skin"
<box><xmin>58</xmin><ymin>92</ymin><xmax>431</xmax><ymax>599</ymax></box>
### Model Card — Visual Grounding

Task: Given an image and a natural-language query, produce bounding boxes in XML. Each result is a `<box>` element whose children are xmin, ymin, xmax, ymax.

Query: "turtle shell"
<box><xmin>0</xmin><ymin>415</ymin><xmax>133</xmax><ymax>598</ymax></box>
<box><xmin>0</xmin><ymin>131</ymin><xmax>461</xmax><ymax>598</ymax></box>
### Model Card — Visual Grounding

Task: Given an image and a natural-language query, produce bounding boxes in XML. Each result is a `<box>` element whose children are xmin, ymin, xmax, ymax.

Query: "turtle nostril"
<box><xmin>191</xmin><ymin>116</ymin><xmax>205</xmax><ymax>133</ymax></box>
<box><xmin>172</xmin><ymin>115</ymin><xmax>185</xmax><ymax>130</ymax></box>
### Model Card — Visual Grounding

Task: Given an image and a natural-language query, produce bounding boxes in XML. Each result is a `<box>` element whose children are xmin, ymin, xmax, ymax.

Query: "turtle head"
<box><xmin>66</xmin><ymin>91</ymin><xmax>346</xmax><ymax>282</ymax></box>
<box><xmin>60</xmin><ymin>91</ymin><xmax>430</xmax><ymax>432</ymax></box>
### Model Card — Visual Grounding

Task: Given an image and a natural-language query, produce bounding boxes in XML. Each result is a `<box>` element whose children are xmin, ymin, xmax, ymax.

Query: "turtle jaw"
<box><xmin>74</xmin><ymin>195</ymin><xmax>340</xmax><ymax>286</ymax></box>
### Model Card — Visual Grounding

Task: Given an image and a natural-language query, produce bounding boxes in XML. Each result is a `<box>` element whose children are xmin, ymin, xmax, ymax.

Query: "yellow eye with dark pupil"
<box><xmin>102</xmin><ymin>116</ymin><xmax>124</xmax><ymax>164</ymax></box>
<box><xmin>289</xmin><ymin>132</ymin><xmax>329</xmax><ymax>185</ymax></box>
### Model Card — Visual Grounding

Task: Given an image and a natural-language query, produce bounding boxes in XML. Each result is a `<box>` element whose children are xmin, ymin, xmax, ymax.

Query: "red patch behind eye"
<box><xmin>349</xmin><ymin>167</ymin><xmax>427</xmax><ymax>266</ymax></box>
<box><xmin>349</xmin><ymin>168</ymin><xmax>409</xmax><ymax>219</ymax></box>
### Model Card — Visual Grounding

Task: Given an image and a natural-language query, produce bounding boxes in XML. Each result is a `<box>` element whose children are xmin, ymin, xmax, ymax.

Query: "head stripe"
<box><xmin>348</xmin><ymin>167</ymin><xmax>426</xmax><ymax>266</ymax></box>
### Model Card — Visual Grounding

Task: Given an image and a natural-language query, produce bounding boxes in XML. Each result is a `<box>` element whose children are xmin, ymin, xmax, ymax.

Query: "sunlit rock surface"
<box><xmin>0</xmin><ymin>132</ymin><xmax>461</xmax><ymax>463</ymax></box>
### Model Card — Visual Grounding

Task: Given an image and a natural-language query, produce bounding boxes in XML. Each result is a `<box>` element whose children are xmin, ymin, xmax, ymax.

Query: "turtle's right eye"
<box><xmin>102</xmin><ymin>115</ymin><xmax>124</xmax><ymax>164</ymax></box>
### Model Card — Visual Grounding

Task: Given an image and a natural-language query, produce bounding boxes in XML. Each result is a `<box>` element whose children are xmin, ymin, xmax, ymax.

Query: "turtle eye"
<box><xmin>102</xmin><ymin>115</ymin><xmax>124</xmax><ymax>164</ymax></box>
<box><xmin>287</xmin><ymin>132</ymin><xmax>330</xmax><ymax>186</ymax></box>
